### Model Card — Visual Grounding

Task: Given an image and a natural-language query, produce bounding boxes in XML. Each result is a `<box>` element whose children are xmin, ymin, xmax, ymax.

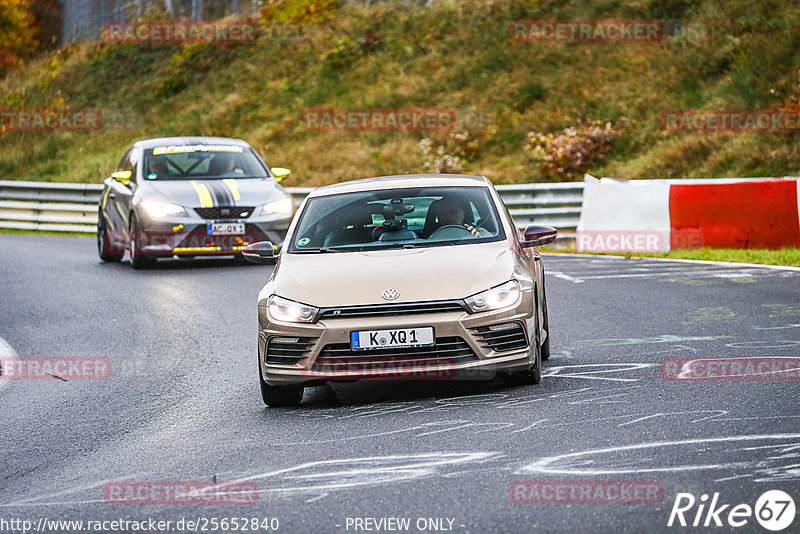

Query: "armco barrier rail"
<box><xmin>0</xmin><ymin>180</ymin><xmax>583</xmax><ymax>234</ymax></box>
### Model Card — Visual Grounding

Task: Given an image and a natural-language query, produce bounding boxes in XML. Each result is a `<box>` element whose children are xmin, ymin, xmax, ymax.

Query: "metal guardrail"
<box><xmin>495</xmin><ymin>182</ymin><xmax>583</xmax><ymax>230</ymax></box>
<box><xmin>0</xmin><ymin>180</ymin><xmax>584</xmax><ymax>234</ymax></box>
<box><xmin>0</xmin><ymin>181</ymin><xmax>104</xmax><ymax>233</ymax></box>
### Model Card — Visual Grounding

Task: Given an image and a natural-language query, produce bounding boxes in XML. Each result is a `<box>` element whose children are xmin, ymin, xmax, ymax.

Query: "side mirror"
<box><xmin>521</xmin><ymin>225</ymin><xmax>558</xmax><ymax>248</ymax></box>
<box><xmin>271</xmin><ymin>167</ymin><xmax>291</xmax><ymax>183</ymax></box>
<box><xmin>111</xmin><ymin>170</ymin><xmax>131</xmax><ymax>186</ymax></box>
<box><xmin>242</xmin><ymin>241</ymin><xmax>278</xmax><ymax>264</ymax></box>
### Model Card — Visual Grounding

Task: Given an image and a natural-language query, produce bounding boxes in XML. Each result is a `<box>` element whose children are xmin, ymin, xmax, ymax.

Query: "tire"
<box><xmin>541</xmin><ymin>288</ymin><xmax>551</xmax><ymax>362</ymax></box>
<box><xmin>502</xmin><ymin>303</ymin><xmax>542</xmax><ymax>386</ymax></box>
<box><xmin>259</xmin><ymin>361</ymin><xmax>304</xmax><ymax>407</ymax></box>
<box><xmin>129</xmin><ymin>214</ymin><xmax>156</xmax><ymax>270</ymax></box>
<box><xmin>97</xmin><ymin>213</ymin><xmax>123</xmax><ymax>263</ymax></box>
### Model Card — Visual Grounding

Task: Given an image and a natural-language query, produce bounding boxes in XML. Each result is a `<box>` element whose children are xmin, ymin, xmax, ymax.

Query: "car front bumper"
<box><xmin>134</xmin><ymin>212</ymin><xmax>292</xmax><ymax>257</ymax></box>
<box><xmin>257</xmin><ymin>292</ymin><xmax>537</xmax><ymax>386</ymax></box>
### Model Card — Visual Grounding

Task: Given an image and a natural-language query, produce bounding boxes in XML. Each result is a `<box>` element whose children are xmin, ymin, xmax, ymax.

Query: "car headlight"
<box><xmin>139</xmin><ymin>200</ymin><xmax>187</xmax><ymax>219</ymax></box>
<box><xmin>261</xmin><ymin>196</ymin><xmax>293</xmax><ymax>215</ymax></box>
<box><xmin>268</xmin><ymin>295</ymin><xmax>318</xmax><ymax>323</ymax></box>
<box><xmin>465</xmin><ymin>280</ymin><xmax>521</xmax><ymax>313</ymax></box>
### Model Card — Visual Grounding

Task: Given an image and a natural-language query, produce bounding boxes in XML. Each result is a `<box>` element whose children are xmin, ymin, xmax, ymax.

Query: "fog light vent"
<box><xmin>266</xmin><ymin>336</ymin><xmax>315</xmax><ymax>364</ymax></box>
<box><xmin>470</xmin><ymin>321</ymin><xmax>528</xmax><ymax>352</ymax></box>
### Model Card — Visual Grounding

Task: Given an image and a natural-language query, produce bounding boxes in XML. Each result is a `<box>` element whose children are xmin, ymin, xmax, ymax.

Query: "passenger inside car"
<box><xmin>208</xmin><ymin>154</ymin><xmax>242</xmax><ymax>177</ymax></box>
<box><xmin>322</xmin><ymin>205</ymin><xmax>375</xmax><ymax>247</ymax></box>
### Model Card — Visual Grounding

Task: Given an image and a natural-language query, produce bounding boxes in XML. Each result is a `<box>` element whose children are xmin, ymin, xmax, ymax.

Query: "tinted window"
<box><xmin>288</xmin><ymin>186</ymin><xmax>505</xmax><ymax>253</ymax></box>
<box><xmin>115</xmin><ymin>148</ymin><xmax>132</xmax><ymax>172</ymax></box>
<box><xmin>142</xmin><ymin>144</ymin><xmax>268</xmax><ymax>181</ymax></box>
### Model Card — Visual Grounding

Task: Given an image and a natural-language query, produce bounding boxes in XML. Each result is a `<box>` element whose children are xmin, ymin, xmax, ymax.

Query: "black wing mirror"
<box><xmin>521</xmin><ymin>225</ymin><xmax>558</xmax><ymax>248</ymax></box>
<box><xmin>242</xmin><ymin>241</ymin><xmax>277</xmax><ymax>264</ymax></box>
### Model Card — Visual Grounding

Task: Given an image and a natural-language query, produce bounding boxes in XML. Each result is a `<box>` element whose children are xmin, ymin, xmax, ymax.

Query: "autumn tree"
<box><xmin>0</xmin><ymin>0</ymin><xmax>37</xmax><ymax>75</ymax></box>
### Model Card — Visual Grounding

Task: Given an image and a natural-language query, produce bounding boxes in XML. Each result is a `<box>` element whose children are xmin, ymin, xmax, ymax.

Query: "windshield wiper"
<box><xmin>295</xmin><ymin>244</ymin><xmax>419</xmax><ymax>253</ymax></box>
<box><xmin>314</xmin><ymin>246</ymin><xmax>364</xmax><ymax>253</ymax></box>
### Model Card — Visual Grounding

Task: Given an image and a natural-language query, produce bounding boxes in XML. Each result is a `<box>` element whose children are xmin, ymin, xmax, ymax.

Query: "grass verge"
<box><xmin>0</xmin><ymin>228</ymin><xmax>93</xmax><ymax>238</ymax></box>
<box><xmin>2</xmin><ymin>0</ymin><xmax>800</xmax><ymax>184</ymax></box>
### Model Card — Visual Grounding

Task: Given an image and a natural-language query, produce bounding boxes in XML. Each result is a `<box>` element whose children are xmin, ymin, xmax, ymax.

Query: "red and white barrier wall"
<box><xmin>577</xmin><ymin>175</ymin><xmax>800</xmax><ymax>252</ymax></box>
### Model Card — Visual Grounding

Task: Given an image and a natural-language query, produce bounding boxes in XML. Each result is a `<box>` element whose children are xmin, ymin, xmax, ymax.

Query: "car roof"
<box><xmin>308</xmin><ymin>174</ymin><xmax>494</xmax><ymax>197</ymax></box>
<box><xmin>132</xmin><ymin>137</ymin><xmax>252</xmax><ymax>150</ymax></box>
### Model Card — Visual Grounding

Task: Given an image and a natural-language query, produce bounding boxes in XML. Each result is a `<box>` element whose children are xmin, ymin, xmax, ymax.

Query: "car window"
<box><xmin>288</xmin><ymin>186</ymin><xmax>506</xmax><ymax>253</ymax></box>
<box><xmin>115</xmin><ymin>148</ymin><xmax>132</xmax><ymax>172</ymax></box>
<box><xmin>142</xmin><ymin>144</ymin><xmax>269</xmax><ymax>181</ymax></box>
<box><xmin>127</xmin><ymin>148</ymin><xmax>139</xmax><ymax>183</ymax></box>
<box><xmin>499</xmin><ymin>197</ymin><xmax>522</xmax><ymax>243</ymax></box>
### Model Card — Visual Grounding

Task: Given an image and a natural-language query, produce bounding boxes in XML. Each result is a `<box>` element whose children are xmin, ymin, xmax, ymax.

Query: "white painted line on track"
<box><xmin>568</xmin><ymin>268</ymin><xmax>770</xmax><ymax>281</ymax></box>
<box><xmin>547</xmin><ymin>271</ymin><xmax>584</xmax><ymax>283</ymax></box>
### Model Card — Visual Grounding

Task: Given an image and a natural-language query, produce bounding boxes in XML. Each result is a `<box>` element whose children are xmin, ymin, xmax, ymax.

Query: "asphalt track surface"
<box><xmin>1</xmin><ymin>233</ymin><xmax>799</xmax><ymax>534</ymax></box>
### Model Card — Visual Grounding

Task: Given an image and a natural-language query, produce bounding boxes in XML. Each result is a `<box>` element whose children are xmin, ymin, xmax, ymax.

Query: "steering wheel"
<box><xmin>471</xmin><ymin>218</ymin><xmax>494</xmax><ymax>237</ymax></box>
<box><xmin>429</xmin><ymin>224</ymin><xmax>474</xmax><ymax>239</ymax></box>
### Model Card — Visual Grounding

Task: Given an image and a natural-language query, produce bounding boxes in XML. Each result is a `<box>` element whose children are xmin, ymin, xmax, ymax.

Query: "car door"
<box><xmin>103</xmin><ymin>148</ymin><xmax>137</xmax><ymax>237</ymax></box>
<box><xmin>115</xmin><ymin>147</ymin><xmax>139</xmax><ymax>235</ymax></box>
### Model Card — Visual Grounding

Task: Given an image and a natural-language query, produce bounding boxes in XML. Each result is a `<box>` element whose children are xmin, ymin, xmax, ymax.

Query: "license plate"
<box><xmin>351</xmin><ymin>327</ymin><xmax>435</xmax><ymax>350</ymax></box>
<box><xmin>207</xmin><ymin>222</ymin><xmax>245</xmax><ymax>235</ymax></box>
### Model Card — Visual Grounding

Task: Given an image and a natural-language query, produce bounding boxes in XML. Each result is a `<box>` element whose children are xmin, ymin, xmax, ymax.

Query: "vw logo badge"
<box><xmin>381</xmin><ymin>288</ymin><xmax>400</xmax><ymax>301</ymax></box>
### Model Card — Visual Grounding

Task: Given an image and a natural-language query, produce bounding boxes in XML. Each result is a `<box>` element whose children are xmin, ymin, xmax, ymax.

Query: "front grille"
<box><xmin>195</xmin><ymin>206</ymin><xmax>254</xmax><ymax>219</ymax></box>
<box><xmin>265</xmin><ymin>336</ymin><xmax>316</xmax><ymax>365</ymax></box>
<box><xmin>470</xmin><ymin>322</ymin><xmax>528</xmax><ymax>352</ymax></box>
<box><xmin>318</xmin><ymin>300</ymin><xmax>467</xmax><ymax>320</ymax></box>
<box><xmin>312</xmin><ymin>336</ymin><xmax>478</xmax><ymax>373</ymax></box>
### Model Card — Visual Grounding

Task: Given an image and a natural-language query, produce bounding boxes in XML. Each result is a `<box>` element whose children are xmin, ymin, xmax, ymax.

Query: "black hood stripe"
<box><xmin>207</xmin><ymin>181</ymin><xmax>234</xmax><ymax>207</ymax></box>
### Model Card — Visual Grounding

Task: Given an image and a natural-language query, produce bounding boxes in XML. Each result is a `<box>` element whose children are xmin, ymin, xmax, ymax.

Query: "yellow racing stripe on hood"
<box><xmin>190</xmin><ymin>180</ymin><xmax>214</xmax><ymax>208</ymax></box>
<box><xmin>222</xmin><ymin>179</ymin><xmax>241</xmax><ymax>201</ymax></box>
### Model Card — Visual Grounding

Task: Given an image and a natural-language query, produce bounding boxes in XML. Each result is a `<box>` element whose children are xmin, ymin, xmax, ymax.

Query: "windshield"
<box><xmin>288</xmin><ymin>186</ymin><xmax>506</xmax><ymax>253</ymax></box>
<box><xmin>142</xmin><ymin>144</ymin><xmax>269</xmax><ymax>180</ymax></box>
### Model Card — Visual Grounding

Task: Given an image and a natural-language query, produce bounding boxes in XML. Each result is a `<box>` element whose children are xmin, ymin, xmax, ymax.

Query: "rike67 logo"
<box><xmin>668</xmin><ymin>490</ymin><xmax>795</xmax><ymax>531</ymax></box>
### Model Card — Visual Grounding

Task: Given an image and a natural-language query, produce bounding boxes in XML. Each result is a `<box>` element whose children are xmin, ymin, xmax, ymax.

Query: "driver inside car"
<box><xmin>434</xmin><ymin>198</ymin><xmax>483</xmax><ymax>237</ymax></box>
<box><xmin>147</xmin><ymin>157</ymin><xmax>170</xmax><ymax>180</ymax></box>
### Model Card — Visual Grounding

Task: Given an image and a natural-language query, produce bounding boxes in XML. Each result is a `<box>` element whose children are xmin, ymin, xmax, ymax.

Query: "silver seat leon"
<box><xmin>244</xmin><ymin>174</ymin><xmax>557</xmax><ymax>406</ymax></box>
